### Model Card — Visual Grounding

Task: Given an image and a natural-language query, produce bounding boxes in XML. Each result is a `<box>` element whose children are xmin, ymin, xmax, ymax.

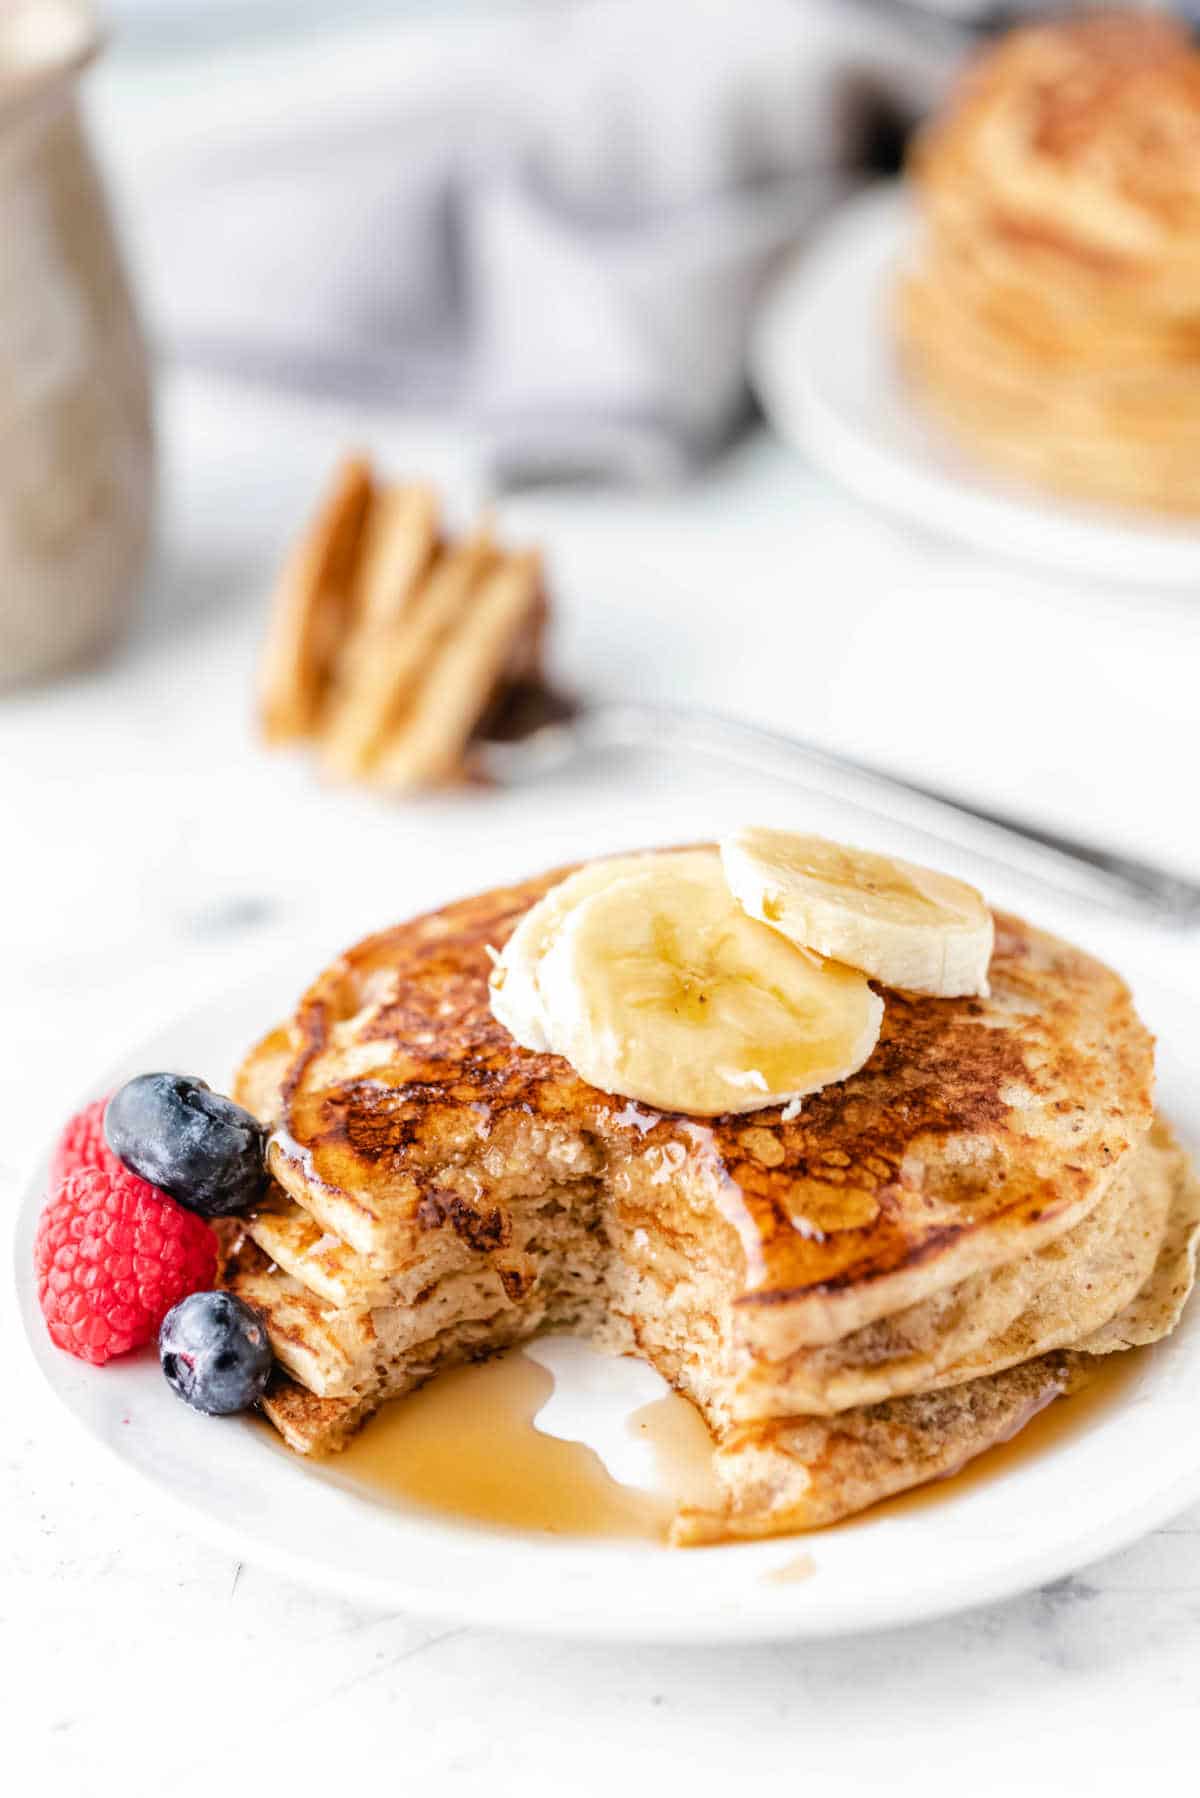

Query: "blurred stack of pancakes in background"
<box><xmin>897</xmin><ymin>10</ymin><xmax>1200</xmax><ymax>514</ymax></box>
<box><xmin>259</xmin><ymin>457</ymin><xmax>547</xmax><ymax>790</ymax></box>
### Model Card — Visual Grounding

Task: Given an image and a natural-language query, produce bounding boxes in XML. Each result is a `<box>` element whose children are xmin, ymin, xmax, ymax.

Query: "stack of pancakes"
<box><xmin>897</xmin><ymin>11</ymin><xmax>1200</xmax><ymax>514</ymax></box>
<box><xmin>258</xmin><ymin>457</ymin><xmax>547</xmax><ymax>788</ymax></box>
<box><xmin>223</xmin><ymin>863</ymin><xmax>1200</xmax><ymax>1542</ymax></box>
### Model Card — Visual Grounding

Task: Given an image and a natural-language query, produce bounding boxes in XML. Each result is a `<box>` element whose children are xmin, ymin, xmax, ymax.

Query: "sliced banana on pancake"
<box><xmin>532</xmin><ymin>850</ymin><xmax>883</xmax><ymax>1115</ymax></box>
<box><xmin>489</xmin><ymin>852</ymin><xmax>700</xmax><ymax>1053</ymax></box>
<box><xmin>721</xmin><ymin>827</ymin><xmax>994</xmax><ymax>998</ymax></box>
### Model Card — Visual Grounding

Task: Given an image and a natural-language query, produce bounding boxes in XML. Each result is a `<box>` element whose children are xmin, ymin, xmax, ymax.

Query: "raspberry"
<box><xmin>49</xmin><ymin>1096</ymin><xmax>123</xmax><ymax>1187</ymax></box>
<box><xmin>35</xmin><ymin>1165</ymin><xmax>218</xmax><ymax>1365</ymax></box>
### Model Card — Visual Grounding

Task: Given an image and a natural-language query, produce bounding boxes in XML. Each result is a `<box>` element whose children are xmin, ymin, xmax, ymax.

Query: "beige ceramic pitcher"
<box><xmin>0</xmin><ymin>1</ymin><xmax>153</xmax><ymax>686</ymax></box>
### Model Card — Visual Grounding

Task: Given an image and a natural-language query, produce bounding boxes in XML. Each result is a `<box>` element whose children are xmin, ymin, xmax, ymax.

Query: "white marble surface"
<box><xmin>7</xmin><ymin>365</ymin><xmax>1200</xmax><ymax>1794</ymax></box>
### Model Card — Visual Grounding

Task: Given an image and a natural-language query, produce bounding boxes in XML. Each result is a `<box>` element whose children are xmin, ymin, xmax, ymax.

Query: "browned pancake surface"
<box><xmin>237</xmin><ymin>859</ymin><xmax>1153</xmax><ymax>1349</ymax></box>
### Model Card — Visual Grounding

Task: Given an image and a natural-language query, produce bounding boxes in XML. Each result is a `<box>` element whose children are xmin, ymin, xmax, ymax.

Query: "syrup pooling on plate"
<box><xmin>765</xmin><ymin>1553</ymin><xmax>817</xmax><ymax>1585</ymax></box>
<box><xmin>309</xmin><ymin>1349</ymin><xmax>719</xmax><ymax>1540</ymax></box>
<box><xmin>629</xmin><ymin>1388</ymin><xmax>724</xmax><ymax>1516</ymax></box>
<box><xmin>287</xmin><ymin>1346</ymin><xmax>1147</xmax><ymax>1544</ymax></box>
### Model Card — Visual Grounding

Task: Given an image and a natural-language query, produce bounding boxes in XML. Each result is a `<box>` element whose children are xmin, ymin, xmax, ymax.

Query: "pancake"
<box><xmin>366</xmin><ymin>550</ymin><xmax>545</xmax><ymax>789</ymax></box>
<box><xmin>912</xmin><ymin>14</ymin><xmax>1200</xmax><ymax>313</ymax></box>
<box><xmin>210</xmin><ymin>856</ymin><xmax>1198</xmax><ymax>1543</ymax></box>
<box><xmin>258</xmin><ymin>460</ymin><xmax>549</xmax><ymax>789</ymax></box>
<box><xmin>229</xmin><ymin>1120</ymin><xmax>1183</xmax><ymax>1416</ymax></box>
<box><xmin>673</xmin><ymin>1353</ymin><xmax>1077</xmax><ymax>1543</ymax></box>
<box><xmin>236</xmin><ymin>863</ymin><xmax>1153</xmax><ymax>1354</ymax></box>
<box><xmin>345</xmin><ymin>481</ymin><xmax>439</xmax><ymax>637</ymax></box>
<box><xmin>897</xmin><ymin>12</ymin><xmax>1200</xmax><ymax>515</ymax></box>
<box><xmin>726</xmin><ymin>1118</ymin><xmax>1183</xmax><ymax>1419</ymax></box>
<box><xmin>228</xmin><ymin>1135</ymin><xmax>1198</xmax><ymax>1535</ymax></box>
<box><xmin>674</xmin><ymin>1352</ymin><xmax>1078</xmax><ymax>1543</ymax></box>
<box><xmin>318</xmin><ymin>524</ymin><xmax>500</xmax><ymax>779</ymax></box>
<box><xmin>258</xmin><ymin>456</ymin><xmax>373</xmax><ymax>742</ymax></box>
<box><xmin>1076</xmin><ymin>1131</ymin><xmax>1200</xmax><ymax>1356</ymax></box>
<box><xmin>679</xmin><ymin>1136</ymin><xmax>1200</xmax><ymax>1543</ymax></box>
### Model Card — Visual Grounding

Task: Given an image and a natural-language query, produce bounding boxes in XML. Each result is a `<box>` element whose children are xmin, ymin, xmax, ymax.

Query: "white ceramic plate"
<box><xmin>14</xmin><ymin>959</ymin><xmax>1200</xmax><ymax>1643</ymax></box>
<box><xmin>751</xmin><ymin>184</ymin><xmax>1200</xmax><ymax>589</ymax></box>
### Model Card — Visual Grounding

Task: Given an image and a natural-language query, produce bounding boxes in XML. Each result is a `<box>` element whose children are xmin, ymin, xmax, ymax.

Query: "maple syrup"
<box><xmin>765</xmin><ymin>1551</ymin><xmax>817</xmax><ymax>1584</ymax></box>
<box><xmin>296</xmin><ymin>1345</ymin><xmax>1145</xmax><ymax>1544</ymax></box>
<box><xmin>315</xmin><ymin>1350</ymin><xmax>716</xmax><ymax>1540</ymax></box>
<box><xmin>628</xmin><ymin>1388</ymin><xmax>725</xmax><ymax>1512</ymax></box>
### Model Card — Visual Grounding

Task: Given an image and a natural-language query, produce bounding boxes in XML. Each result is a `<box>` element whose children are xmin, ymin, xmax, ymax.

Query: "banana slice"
<box><xmin>489</xmin><ymin>851</ymin><xmax>711</xmax><ymax>1053</ymax></box>
<box><xmin>533</xmin><ymin>850</ymin><xmax>883</xmax><ymax>1115</ymax></box>
<box><xmin>721</xmin><ymin>827</ymin><xmax>993</xmax><ymax>998</ymax></box>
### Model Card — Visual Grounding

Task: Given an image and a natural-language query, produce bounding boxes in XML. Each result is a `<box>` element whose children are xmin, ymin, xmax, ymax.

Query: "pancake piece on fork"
<box><xmin>256</xmin><ymin>458</ymin><xmax>548</xmax><ymax>789</ymax></box>
<box><xmin>222</xmin><ymin>860</ymin><xmax>1199</xmax><ymax>1541</ymax></box>
<box><xmin>258</xmin><ymin>456</ymin><xmax>373</xmax><ymax>742</ymax></box>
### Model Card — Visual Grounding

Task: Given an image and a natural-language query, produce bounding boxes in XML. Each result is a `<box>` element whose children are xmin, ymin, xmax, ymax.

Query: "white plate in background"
<box><xmin>751</xmin><ymin>185</ymin><xmax>1200</xmax><ymax>589</ymax></box>
<box><xmin>13</xmin><ymin>959</ymin><xmax>1200</xmax><ymax>1643</ymax></box>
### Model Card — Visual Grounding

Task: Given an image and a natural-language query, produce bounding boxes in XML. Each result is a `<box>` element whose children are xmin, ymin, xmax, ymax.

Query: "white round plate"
<box><xmin>751</xmin><ymin>184</ymin><xmax>1200</xmax><ymax>588</ymax></box>
<box><xmin>14</xmin><ymin>959</ymin><xmax>1200</xmax><ymax>1643</ymax></box>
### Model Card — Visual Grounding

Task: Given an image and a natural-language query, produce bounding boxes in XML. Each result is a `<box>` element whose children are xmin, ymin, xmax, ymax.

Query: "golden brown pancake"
<box><xmin>258</xmin><ymin>456</ymin><xmax>373</xmax><ymax>742</ymax></box>
<box><xmin>225</xmin><ymin>1127</ymin><xmax>1198</xmax><ymax>1538</ymax></box>
<box><xmin>728</xmin><ymin>1118</ymin><xmax>1182</xmax><ymax>1419</ymax></box>
<box><xmin>213</xmin><ymin>859</ymin><xmax>1199</xmax><ymax>1538</ymax></box>
<box><xmin>238</xmin><ymin>865</ymin><xmax>1152</xmax><ymax>1345</ymax></box>
<box><xmin>228</xmin><ymin>1122</ymin><xmax>1182</xmax><ymax>1410</ymax></box>
<box><xmin>897</xmin><ymin>12</ymin><xmax>1200</xmax><ymax>514</ymax></box>
<box><xmin>257</xmin><ymin>460</ymin><xmax>548</xmax><ymax>789</ymax></box>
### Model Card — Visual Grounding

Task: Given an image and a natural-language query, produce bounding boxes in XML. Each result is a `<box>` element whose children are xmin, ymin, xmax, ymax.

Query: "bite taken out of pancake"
<box><xmin>218</xmin><ymin>851</ymin><xmax>1197</xmax><ymax>1542</ymax></box>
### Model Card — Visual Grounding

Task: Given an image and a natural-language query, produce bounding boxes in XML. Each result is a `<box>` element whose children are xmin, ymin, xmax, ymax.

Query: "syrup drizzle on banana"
<box><xmin>489</xmin><ymin>833</ymin><xmax>992</xmax><ymax>1118</ymax></box>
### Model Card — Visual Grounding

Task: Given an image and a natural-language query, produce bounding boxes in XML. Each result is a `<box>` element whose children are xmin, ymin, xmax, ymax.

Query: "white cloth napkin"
<box><xmin>114</xmin><ymin>0</ymin><xmax>957</xmax><ymax>483</ymax></box>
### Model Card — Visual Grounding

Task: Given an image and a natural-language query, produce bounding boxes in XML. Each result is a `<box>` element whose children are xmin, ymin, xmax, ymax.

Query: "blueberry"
<box><xmin>159</xmin><ymin>1291</ymin><xmax>273</xmax><ymax>1415</ymax></box>
<box><xmin>104</xmin><ymin>1073</ymin><xmax>268</xmax><ymax>1218</ymax></box>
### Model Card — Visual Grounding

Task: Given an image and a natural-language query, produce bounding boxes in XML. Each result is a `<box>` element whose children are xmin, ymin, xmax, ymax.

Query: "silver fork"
<box><xmin>471</xmin><ymin>695</ymin><xmax>1200</xmax><ymax>925</ymax></box>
